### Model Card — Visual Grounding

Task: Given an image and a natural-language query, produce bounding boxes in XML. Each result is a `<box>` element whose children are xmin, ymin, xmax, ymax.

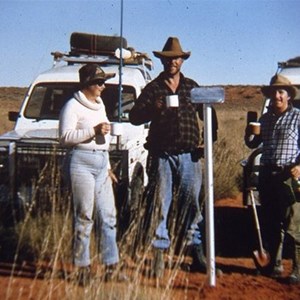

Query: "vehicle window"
<box><xmin>101</xmin><ymin>84</ymin><xmax>136</xmax><ymax>121</ymax></box>
<box><xmin>24</xmin><ymin>83</ymin><xmax>136</xmax><ymax>121</ymax></box>
<box><xmin>24</xmin><ymin>83</ymin><xmax>78</xmax><ymax>120</ymax></box>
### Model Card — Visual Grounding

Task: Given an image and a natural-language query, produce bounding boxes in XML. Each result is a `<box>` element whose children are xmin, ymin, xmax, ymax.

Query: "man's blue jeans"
<box><xmin>70</xmin><ymin>149</ymin><xmax>119</xmax><ymax>267</ymax></box>
<box><xmin>150</xmin><ymin>152</ymin><xmax>203</xmax><ymax>249</ymax></box>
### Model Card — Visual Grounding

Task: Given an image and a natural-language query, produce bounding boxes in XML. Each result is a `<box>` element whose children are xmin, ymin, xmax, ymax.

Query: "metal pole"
<box><xmin>118</xmin><ymin>0</ymin><xmax>124</xmax><ymax>122</ymax></box>
<box><xmin>190</xmin><ymin>86</ymin><xmax>224</xmax><ymax>287</ymax></box>
<box><xmin>204</xmin><ymin>103</ymin><xmax>216</xmax><ymax>286</ymax></box>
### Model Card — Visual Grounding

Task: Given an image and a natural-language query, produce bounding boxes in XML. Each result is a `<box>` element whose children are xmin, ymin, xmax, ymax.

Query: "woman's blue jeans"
<box><xmin>70</xmin><ymin>149</ymin><xmax>119</xmax><ymax>267</ymax></box>
<box><xmin>150</xmin><ymin>152</ymin><xmax>203</xmax><ymax>249</ymax></box>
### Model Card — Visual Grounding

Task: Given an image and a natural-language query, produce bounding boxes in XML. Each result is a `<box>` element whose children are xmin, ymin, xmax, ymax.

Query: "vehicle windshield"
<box><xmin>24</xmin><ymin>83</ymin><xmax>136</xmax><ymax>122</ymax></box>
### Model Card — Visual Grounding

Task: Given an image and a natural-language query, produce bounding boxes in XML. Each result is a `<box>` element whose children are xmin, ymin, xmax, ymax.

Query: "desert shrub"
<box><xmin>213</xmin><ymin>137</ymin><xmax>242</xmax><ymax>198</ymax></box>
<box><xmin>212</xmin><ymin>98</ymin><xmax>258</xmax><ymax>200</ymax></box>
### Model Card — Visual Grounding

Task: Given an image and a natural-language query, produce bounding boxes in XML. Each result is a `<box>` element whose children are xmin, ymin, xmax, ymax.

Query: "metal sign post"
<box><xmin>191</xmin><ymin>87</ymin><xmax>225</xmax><ymax>287</ymax></box>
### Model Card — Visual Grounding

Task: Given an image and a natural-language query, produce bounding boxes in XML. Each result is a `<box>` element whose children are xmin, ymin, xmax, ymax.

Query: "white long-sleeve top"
<box><xmin>59</xmin><ymin>91</ymin><xmax>111</xmax><ymax>150</ymax></box>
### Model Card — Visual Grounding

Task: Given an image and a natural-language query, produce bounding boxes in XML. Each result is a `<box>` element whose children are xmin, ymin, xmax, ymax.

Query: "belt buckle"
<box><xmin>272</xmin><ymin>165</ymin><xmax>287</xmax><ymax>175</ymax></box>
<box><xmin>271</xmin><ymin>165</ymin><xmax>281</xmax><ymax>175</ymax></box>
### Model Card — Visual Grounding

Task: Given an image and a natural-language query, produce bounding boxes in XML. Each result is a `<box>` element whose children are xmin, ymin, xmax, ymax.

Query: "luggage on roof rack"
<box><xmin>51</xmin><ymin>32</ymin><xmax>153</xmax><ymax>71</ymax></box>
<box><xmin>70</xmin><ymin>32</ymin><xmax>127</xmax><ymax>55</ymax></box>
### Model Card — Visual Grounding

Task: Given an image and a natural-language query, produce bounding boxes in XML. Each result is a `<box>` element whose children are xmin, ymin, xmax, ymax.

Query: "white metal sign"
<box><xmin>191</xmin><ymin>86</ymin><xmax>225</xmax><ymax>287</ymax></box>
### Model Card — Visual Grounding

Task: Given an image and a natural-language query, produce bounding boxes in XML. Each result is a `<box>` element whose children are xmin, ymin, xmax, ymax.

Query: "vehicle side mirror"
<box><xmin>8</xmin><ymin>111</ymin><xmax>19</xmax><ymax>121</ymax></box>
<box><xmin>246</xmin><ymin>111</ymin><xmax>258</xmax><ymax>124</ymax></box>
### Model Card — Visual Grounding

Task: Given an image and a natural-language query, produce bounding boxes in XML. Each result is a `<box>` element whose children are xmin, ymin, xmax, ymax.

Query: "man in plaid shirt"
<box><xmin>129</xmin><ymin>37</ymin><xmax>218</xmax><ymax>277</ymax></box>
<box><xmin>245</xmin><ymin>74</ymin><xmax>300</xmax><ymax>284</ymax></box>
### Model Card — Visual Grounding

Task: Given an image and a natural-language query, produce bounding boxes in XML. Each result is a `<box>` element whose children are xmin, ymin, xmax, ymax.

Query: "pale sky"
<box><xmin>1</xmin><ymin>0</ymin><xmax>300</xmax><ymax>87</ymax></box>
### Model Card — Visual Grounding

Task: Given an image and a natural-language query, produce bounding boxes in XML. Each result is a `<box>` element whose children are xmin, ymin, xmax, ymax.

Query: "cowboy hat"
<box><xmin>153</xmin><ymin>37</ymin><xmax>191</xmax><ymax>60</ymax></box>
<box><xmin>261</xmin><ymin>74</ymin><xmax>298</xmax><ymax>99</ymax></box>
<box><xmin>79</xmin><ymin>64</ymin><xmax>115</xmax><ymax>87</ymax></box>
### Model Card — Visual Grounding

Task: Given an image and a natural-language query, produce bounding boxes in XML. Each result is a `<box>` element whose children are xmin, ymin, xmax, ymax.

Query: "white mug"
<box><xmin>166</xmin><ymin>95</ymin><xmax>179</xmax><ymax>108</ymax></box>
<box><xmin>249</xmin><ymin>122</ymin><xmax>261</xmax><ymax>135</ymax></box>
<box><xmin>110</xmin><ymin>122</ymin><xmax>123</xmax><ymax>136</ymax></box>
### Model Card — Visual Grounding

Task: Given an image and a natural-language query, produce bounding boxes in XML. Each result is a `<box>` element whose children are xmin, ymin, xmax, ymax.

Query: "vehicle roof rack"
<box><xmin>51</xmin><ymin>50</ymin><xmax>153</xmax><ymax>71</ymax></box>
<box><xmin>278</xmin><ymin>56</ymin><xmax>300</xmax><ymax>69</ymax></box>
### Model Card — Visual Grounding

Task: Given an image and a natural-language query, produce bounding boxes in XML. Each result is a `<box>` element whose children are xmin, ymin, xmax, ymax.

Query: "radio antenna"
<box><xmin>118</xmin><ymin>0</ymin><xmax>124</xmax><ymax>122</ymax></box>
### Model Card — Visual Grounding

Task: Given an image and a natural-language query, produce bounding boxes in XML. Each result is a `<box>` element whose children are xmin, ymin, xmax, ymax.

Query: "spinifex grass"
<box><xmin>1</xmin><ymin>86</ymin><xmax>263</xmax><ymax>298</ymax></box>
<box><xmin>2</xmin><ymin>154</ymin><xmax>192</xmax><ymax>299</ymax></box>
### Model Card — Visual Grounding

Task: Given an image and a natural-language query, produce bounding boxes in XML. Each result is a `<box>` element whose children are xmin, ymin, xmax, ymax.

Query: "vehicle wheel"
<box><xmin>0</xmin><ymin>184</ymin><xmax>29</xmax><ymax>224</ymax></box>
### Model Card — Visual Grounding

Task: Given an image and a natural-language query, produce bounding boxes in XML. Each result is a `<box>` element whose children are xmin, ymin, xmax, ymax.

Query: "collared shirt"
<box><xmin>129</xmin><ymin>72</ymin><xmax>218</xmax><ymax>154</ymax></box>
<box><xmin>259</xmin><ymin>105</ymin><xmax>300</xmax><ymax>166</ymax></box>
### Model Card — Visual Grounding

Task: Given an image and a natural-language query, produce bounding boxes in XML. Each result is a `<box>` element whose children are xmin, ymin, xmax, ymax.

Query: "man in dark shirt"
<box><xmin>129</xmin><ymin>37</ymin><xmax>218</xmax><ymax>277</ymax></box>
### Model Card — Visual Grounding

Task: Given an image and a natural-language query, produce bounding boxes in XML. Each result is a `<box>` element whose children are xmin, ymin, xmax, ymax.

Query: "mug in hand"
<box><xmin>249</xmin><ymin>122</ymin><xmax>261</xmax><ymax>135</ymax></box>
<box><xmin>166</xmin><ymin>95</ymin><xmax>179</xmax><ymax>108</ymax></box>
<box><xmin>111</xmin><ymin>122</ymin><xmax>123</xmax><ymax>136</ymax></box>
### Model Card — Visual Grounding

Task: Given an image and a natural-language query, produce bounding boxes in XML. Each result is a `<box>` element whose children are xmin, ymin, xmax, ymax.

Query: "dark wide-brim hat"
<box><xmin>153</xmin><ymin>37</ymin><xmax>191</xmax><ymax>60</ymax></box>
<box><xmin>79</xmin><ymin>64</ymin><xmax>115</xmax><ymax>87</ymax></box>
<box><xmin>261</xmin><ymin>74</ymin><xmax>298</xmax><ymax>99</ymax></box>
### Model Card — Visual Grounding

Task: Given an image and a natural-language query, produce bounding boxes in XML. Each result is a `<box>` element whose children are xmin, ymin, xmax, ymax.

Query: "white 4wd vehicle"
<box><xmin>0</xmin><ymin>33</ymin><xmax>152</xmax><ymax>229</ymax></box>
<box><xmin>242</xmin><ymin>56</ymin><xmax>300</xmax><ymax>205</ymax></box>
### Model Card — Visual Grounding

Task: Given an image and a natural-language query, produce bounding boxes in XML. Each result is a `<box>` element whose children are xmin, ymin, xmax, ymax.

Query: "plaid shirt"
<box><xmin>259</xmin><ymin>105</ymin><xmax>300</xmax><ymax>166</ymax></box>
<box><xmin>129</xmin><ymin>72</ymin><xmax>218</xmax><ymax>154</ymax></box>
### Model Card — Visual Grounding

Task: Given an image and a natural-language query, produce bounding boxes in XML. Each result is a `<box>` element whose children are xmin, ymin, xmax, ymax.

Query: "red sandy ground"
<box><xmin>1</xmin><ymin>87</ymin><xmax>300</xmax><ymax>298</ymax></box>
<box><xmin>1</xmin><ymin>195</ymin><xmax>300</xmax><ymax>300</ymax></box>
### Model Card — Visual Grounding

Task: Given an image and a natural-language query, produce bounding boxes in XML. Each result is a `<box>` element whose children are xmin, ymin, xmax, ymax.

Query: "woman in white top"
<box><xmin>59</xmin><ymin>64</ymin><xmax>121</xmax><ymax>285</ymax></box>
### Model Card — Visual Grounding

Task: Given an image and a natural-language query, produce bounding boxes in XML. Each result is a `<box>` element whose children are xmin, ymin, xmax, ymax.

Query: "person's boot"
<box><xmin>270</xmin><ymin>230</ymin><xmax>284</xmax><ymax>278</ymax></box>
<box><xmin>288</xmin><ymin>245</ymin><xmax>300</xmax><ymax>285</ymax></box>
<box><xmin>190</xmin><ymin>244</ymin><xmax>207</xmax><ymax>273</ymax></box>
<box><xmin>104</xmin><ymin>264</ymin><xmax>129</xmax><ymax>282</ymax></box>
<box><xmin>152</xmin><ymin>248</ymin><xmax>165</xmax><ymax>278</ymax></box>
<box><xmin>75</xmin><ymin>266</ymin><xmax>91</xmax><ymax>286</ymax></box>
<box><xmin>188</xmin><ymin>244</ymin><xmax>223</xmax><ymax>275</ymax></box>
<box><xmin>270</xmin><ymin>260</ymin><xmax>284</xmax><ymax>278</ymax></box>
